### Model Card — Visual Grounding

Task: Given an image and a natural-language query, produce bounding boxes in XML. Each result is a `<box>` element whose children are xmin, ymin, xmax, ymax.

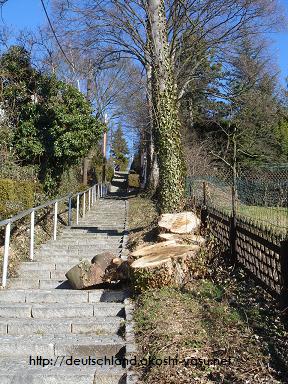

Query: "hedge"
<box><xmin>0</xmin><ymin>179</ymin><xmax>36</xmax><ymax>220</ymax></box>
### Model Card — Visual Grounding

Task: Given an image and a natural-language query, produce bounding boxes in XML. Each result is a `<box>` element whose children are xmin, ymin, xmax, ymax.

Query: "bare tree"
<box><xmin>48</xmin><ymin>0</ymin><xmax>284</xmax><ymax>210</ymax></box>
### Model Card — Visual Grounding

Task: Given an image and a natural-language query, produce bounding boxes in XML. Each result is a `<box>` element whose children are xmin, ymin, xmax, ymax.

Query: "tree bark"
<box><xmin>83</xmin><ymin>158</ymin><xmax>89</xmax><ymax>185</ymax></box>
<box><xmin>147</xmin><ymin>0</ymin><xmax>186</xmax><ymax>213</ymax></box>
<box><xmin>145</xmin><ymin>60</ymin><xmax>159</xmax><ymax>193</ymax></box>
<box><xmin>83</xmin><ymin>75</ymin><xmax>93</xmax><ymax>185</ymax></box>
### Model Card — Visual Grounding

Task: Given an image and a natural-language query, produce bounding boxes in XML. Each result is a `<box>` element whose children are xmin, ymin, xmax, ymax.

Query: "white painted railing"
<box><xmin>0</xmin><ymin>182</ymin><xmax>109</xmax><ymax>288</ymax></box>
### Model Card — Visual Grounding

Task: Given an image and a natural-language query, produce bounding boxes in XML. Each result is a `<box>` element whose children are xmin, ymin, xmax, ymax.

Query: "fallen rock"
<box><xmin>158</xmin><ymin>211</ymin><xmax>200</xmax><ymax>234</ymax></box>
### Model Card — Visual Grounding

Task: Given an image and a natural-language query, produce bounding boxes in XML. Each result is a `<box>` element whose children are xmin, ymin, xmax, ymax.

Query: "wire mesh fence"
<box><xmin>186</xmin><ymin>166</ymin><xmax>288</xmax><ymax>237</ymax></box>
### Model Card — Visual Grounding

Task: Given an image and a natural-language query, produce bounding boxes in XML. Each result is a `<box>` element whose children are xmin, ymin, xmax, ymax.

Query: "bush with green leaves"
<box><xmin>0</xmin><ymin>45</ymin><xmax>104</xmax><ymax>194</ymax></box>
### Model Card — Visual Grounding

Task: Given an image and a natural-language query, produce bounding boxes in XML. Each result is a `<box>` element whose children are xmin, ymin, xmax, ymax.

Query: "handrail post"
<box><xmin>83</xmin><ymin>192</ymin><xmax>86</xmax><ymax>218</ymax></box>
<box><xmin>76</xmin><ymin>194</ymin><xmax>80</xmax><ymax>224</ymax></box>
<box><xmin>53</xmin><ymin>201</ymin><xmax>58</xmax><ymax>240</ymax></box>
<box><xmin>94</xmin><ymin>185</ymin><xmax>97</xmax><ymax>203</ymax></box>
<box><xmin>68</xmin><ymin>194</ymin><xmax>72</xmax><ymax>226</ymax></box>
<box><xmin>97</xmin><ymin>184</ymin><xmax>100</xmax><ymax>199</ymax></box>
<box><xmin>29</xmin><ymin>210</ymin><xmax>35</xmax><ymax>260</ymax></box>
<box><xmin>91</xmin><ymin>187</ymin><xmax>94</xmax><ymax>206</ymax></box>
<box><xmin>88</xmin><ymin>189</ymin><xmax>91</xmax><ymax>210</ymax></box>
<box><xmin>2</xmin><ymin>222</ymin><xmax>11</xmax><ymax>288</ymax></box>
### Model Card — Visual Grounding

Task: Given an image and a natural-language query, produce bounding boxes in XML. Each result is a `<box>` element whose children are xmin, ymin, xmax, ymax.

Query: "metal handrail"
<box><xmin>0</xmin><ymin>182</ymin><xmax>109</xmax><ymax>288</ymax></box>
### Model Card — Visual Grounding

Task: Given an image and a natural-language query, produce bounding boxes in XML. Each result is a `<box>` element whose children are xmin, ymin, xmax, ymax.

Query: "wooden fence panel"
<box><xmin>236</xmin><ymin>218</ymin><xmax>282</xmax><ymax>294</ymax></box>
<box><xmin>207</xmin><ymin>207</ymin><xmax>230</xmax><ymax>248</ymax></box>
<box><xmin>206</xmin><ymin>206</ymin><xmax>285</xmax><ymax>296</ymax></box>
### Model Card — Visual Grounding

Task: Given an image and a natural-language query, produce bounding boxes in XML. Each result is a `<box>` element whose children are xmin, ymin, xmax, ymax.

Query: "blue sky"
<box><xmin>1</xmin><ymin>0</ymin><xmax>288</xmax><ymax>87</ymax></box>
<box><xmin>1</xmin><ymin>0</ymin><xmax>45</xmax><ymax>29</ymax></box>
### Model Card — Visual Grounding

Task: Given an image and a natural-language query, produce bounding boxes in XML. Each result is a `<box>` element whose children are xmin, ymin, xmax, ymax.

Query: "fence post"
<box><xmin>203</xmin><ymin>181</ymin><xmax>207</xmax><ymax>207</ymax></box>
<box><xmin>2</xmin><ymin>222</ymin><xmax>11</xmax><ymax>288</ymax></box>
<box><xmin>201</xmin><ymin>182</ymin><xmax>208</xmax><ymax>229</ymax></box>
<box><xmin>229</xmin><ymin>216</ymin><xmax>237</xmax><ymax>261</ymax></box>
<box><xmin>230</xmin><ymin>185</ymin><xmax>237</xmax><ymax>263</ymax></box>
<box><xmin>53</xmin><ymin>201</ymin><xmax>58</xmax><ymax>240</ymax></box>
<box><xmin>88</xmin><ymin>189</ymin><xmax>91</xmax><ymax>210</ymax></box>
<box><xmin>76</xmin><ymin>194</ymin><xmax>80</xmax><ymax>225</ymax></box>
<box><xmin>83</xmin><ymin>192</ymin><xmax>86</xmax><ymax>218</ymax></box>
<box><xmin>280</xmin><ymin>240</ymin><xmax>288</xmax><ymax>306</ymax></box>
<box><xmin>68</xmin><ymin>194</ymin><xmax>72</xmax><ymax>226</ymax></box>
<box><xmin>29</xmin><ymin>210</ymin><xmax>35</xmax><ymax>260</ymax></box>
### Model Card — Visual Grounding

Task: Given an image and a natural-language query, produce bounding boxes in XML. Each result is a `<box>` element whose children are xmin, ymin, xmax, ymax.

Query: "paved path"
<box><xmin>0</xmin><ymin>174</ymin><xmax>129</xmax><ymax>383</ymax></box>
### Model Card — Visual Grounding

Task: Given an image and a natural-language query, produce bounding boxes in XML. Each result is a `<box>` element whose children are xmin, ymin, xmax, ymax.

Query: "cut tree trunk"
<box><xmin>66</xmin><ymin>252</ymin><xmax>118</xmax><ymax>289</ymax></box>
<box><xmin>158</xmin><ymin>233</ymin><xmax>205</xmax><ymax>245</ymax></box>
<box><xmin>130</xmin><ymin>242</ymin><xmax>200</xmax><ymax>290</ymax></box>
<box><xmin>65</xmin><ymin>259</ymin><xmax>104</xmax><ymax>289</ymax></box>
<box><xmin>158</xmin><ymin>211</ymin><xmax>200</xmax><ymax>234</ymax></box>
<box><xmin>103</xmin><ymin>257</ymin><xmax>133</xmax><ymax>282</ymax></box>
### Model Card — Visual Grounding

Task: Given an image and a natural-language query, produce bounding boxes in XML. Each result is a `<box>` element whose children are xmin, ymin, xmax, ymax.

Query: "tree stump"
<box><xmin>130</xmin><ymin>242</ymin><xmax>200</xmax><ymax>291</ymax></box>
<box><xmin>158</xmin><ymin>233</ymin><xmax>206</xmax><ymax>245</ymax></box>
<box><xmin>158</xmin><ymin>211</ymin><xmax>200</xmax><ymax>234</ymax></box>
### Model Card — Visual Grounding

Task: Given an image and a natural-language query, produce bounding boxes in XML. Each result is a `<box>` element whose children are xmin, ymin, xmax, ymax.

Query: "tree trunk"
<box><xmin>83</xmin><ymin>158</ymin><xmax>89</xmax><ymax>185</ymax></box>
<box><xmin>83</xmin><ymin>75</ymin><xmax>93</xmax><ymax>185</ymax></box>
<box><xmin>147</xmin><ymin>0</ymin><xmax>186</xmax><ymax>213</ymax></box>
<box><xmin>147</xmin><ymin>138</ymin><xmax>159</xmax><ymax>192</ymax></box>
<box><xmin>145</xmin><ymin>53</ymin><xmax>159</xmax><ymax>193</ymax></box>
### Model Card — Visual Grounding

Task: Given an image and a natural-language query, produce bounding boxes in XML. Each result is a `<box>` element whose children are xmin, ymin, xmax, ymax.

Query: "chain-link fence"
<box><xmin>186</xmin><ymin>166</ymin><xmax>288</xmax><ymax>237</ymax></box>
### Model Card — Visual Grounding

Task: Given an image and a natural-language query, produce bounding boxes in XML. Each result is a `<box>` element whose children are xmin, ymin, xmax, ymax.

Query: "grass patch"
<box><xmin>134</xmin><ymin>282</ymin><xmax>283</xmax><ymax>383</ymax></box>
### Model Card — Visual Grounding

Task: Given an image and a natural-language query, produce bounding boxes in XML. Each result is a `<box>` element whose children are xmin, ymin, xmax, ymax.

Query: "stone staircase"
<box><xmin>0</xmin><ymin>180</ymin><xmax>130</xmax><ymax>384</ymax></box>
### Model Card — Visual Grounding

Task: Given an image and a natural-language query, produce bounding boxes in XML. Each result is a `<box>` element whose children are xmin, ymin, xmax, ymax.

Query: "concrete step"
<box><xmin>0</xmin><ymin>289</ymin><xmax>88</xmax><ymax>303</ymax></box>
<box><xmin>32</xmin><ymin>303</ymin><xmax>124</xmax><ymax>319</ymax></box>
<box><xmin>34</xmin><ymin>255</ymin><xmax>121</xmax><ymax>264</ymax></box>
<box><xmin>61</xmin><ymin>228</ymin><xmax>123</xmax><ymax>232</ymax></box>
<box><xmin>17</xmin><ymin>271</ymin><xmax>51</xmax><ymax>279</ymax></box>
<box><xmin>8</xmin><ymin>279</ymin><xmax>40</xmax><ymax>290</ymax></box>
<box><xmin>40</xmin><ymin>244</ymin><xmax>121</xmax><ymax>251</ymax></box>
<box><xmin>58</xmin><ymin>241</ymin><xmax>124</xmax><ymax>247</ymax></box>
<box><xmin>38</xmin><ymin>279</ymin><xmax>74</xmax><ymax>290</ymax></box>
<box><xmin>0</xmin><ymin>360</ymin><xmax>126</xmax><ymax>384</ymax></box>
<box><xmin>19</xmin><ymin>262</ymin><xmax>74</xmax><ymax>273</ymax></box>
<box><xmin>0</xmin><ymin>334</ymin><xmax>125</xmax><ymax>357</ymax></box>
<box><xmin>7</xmin><ymin>278</ymin><xmax>73</xmax><ymax>290</ymax></box>
<box><xmin>0</xmin><ymin>289</ymin><xmax>130</xmax><ymax>304</ymax></box>
<box><xmin>0</xmin><ymin>303</ymin><xmax>124</xmax><ymax>319</ymax></box>
<box><xmin>15</xmin><ymin>270</ymin><xmax>71</xmax><ymax>280</ymax></box>
<box><xmin>45</xmin><ymin>239</ymin><xmax>122</xmax><ymax>245</ymax></box>
<box><xmin>36</xmin><ymin>249</ymin><xmax>121</xmax><ymax>257</ymax></box>
<box><xmin>0</xmin><ymin>317</ymin><xmax>122</xmax><ymax>336</ymax></box>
